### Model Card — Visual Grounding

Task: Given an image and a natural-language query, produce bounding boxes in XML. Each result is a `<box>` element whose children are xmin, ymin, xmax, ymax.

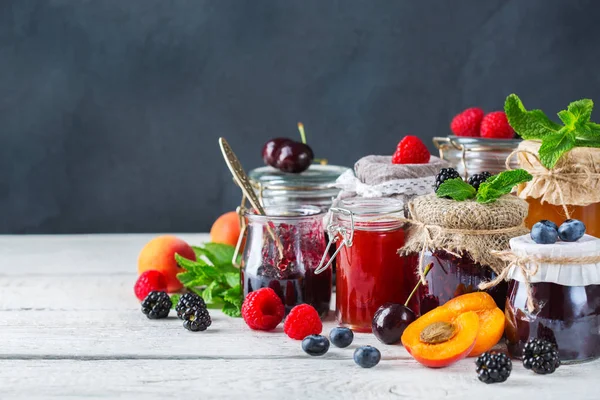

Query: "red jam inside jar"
<box><xmin>332</xmin><ymin>198</ymin><xmax>419</xmax><ymax>332</ymax></box>
<box><xmin>418</xmin><ymin>250</ymin><xmax>508</xmax><ymax>314</ymax></box>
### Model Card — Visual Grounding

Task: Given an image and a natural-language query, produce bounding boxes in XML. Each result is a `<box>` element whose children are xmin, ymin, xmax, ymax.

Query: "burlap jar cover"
<box><xmin>400</xmin><ymin>194</ymin><xmax>529</xmax><ymax>283</ymax></box>
<box><xmin>512</xmin><ymin>140</ymin><xmax>600</xmax><ymax>211</ymax></box>
<box><xmin>335</xmin><ymin>155</ymin><xmax>450</xmax><ymax>204</ymax></box>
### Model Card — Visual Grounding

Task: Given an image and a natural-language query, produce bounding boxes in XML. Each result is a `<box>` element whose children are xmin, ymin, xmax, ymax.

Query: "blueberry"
<box><xmin>558</xmin><ymin>219</ymin><xmax>586</xmax><ymax>242</ymax></box>
<box><xmin>302</xmin><ymin>335</ymin><xmax>330</xmax><ymax>356</ymax></box>
<box><xmin>531</xmin><ymin>221</ymin><xmax>558</xmax><ymax>244</ymax></box>
<box><xmin>329</xmin><ymin>327</ymin><xmax>354</xmax><ymax>348</ymax></box>
<box><xmin>539</xmin><ymin>220</ymin><xmax>558</xmax><ymax>231</ymax></box>
<box><xmin>353</xmin><ymin>345</ymin><xmax>381</xmax><ymax>368</ymax></box>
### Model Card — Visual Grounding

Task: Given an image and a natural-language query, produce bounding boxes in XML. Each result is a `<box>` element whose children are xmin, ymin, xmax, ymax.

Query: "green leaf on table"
<box><xmin>222</xmin><ymin>301</ymin><xmax>242</xmax><ymax>317</ymax></box>
<box><xmin>169</xmin><ymin>294</ymin><xmax>181</xmax><ymax>309</ymax></box>
<box><xmin>223</xmin><ymin>285</ymin><xmax>242</xmax><ymax>308</ymax></box>
<box><xmin>193</xmin><ymin>243</ymin><xmax>236</xmax><ymax>266</ymax></box>
<box><xmin>222</xmin><ymin>272</ymin><xmax>240</xmax><ymax>288</ymax></box>
<box><xmin>436</xmin><ymin>178</ymin><xmax>476</xmax><ymax>201</ymax></box>
<box><xmin>476</xmin><ymin>169</ymin><xmax>533</xmax><ymax>204</ymax></box>
<box><xmin>505</xmin><ymin>94</ymin><xmax>562</xmax><ymax>139</ymax></box>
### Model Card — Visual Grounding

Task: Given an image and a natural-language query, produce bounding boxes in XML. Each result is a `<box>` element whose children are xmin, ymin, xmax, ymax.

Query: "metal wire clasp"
<box><xmin>314</xmin><ymin>207</ymin><xmax>354</xmax><ymax>275</ymax></box>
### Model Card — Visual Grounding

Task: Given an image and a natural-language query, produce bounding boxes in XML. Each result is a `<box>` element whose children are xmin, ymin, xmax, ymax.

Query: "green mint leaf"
<box><xmin>476</xmin><ymin>169</ymin><xmax>533</xmax><ymax>204</ymax></box>
<box><xmin>223</xmin><ymin>285</ymin><xmax>242</xmax><ymax>308</ymax></box>
<box><xmin>222</xmin><ymin>272</ymin><xmax>240</xmax><ymax>288</ymax></box>
<box><xmin>557</xmin><ymin>110</ymin><xmax>576</xmax><ymax>127</ymax></box>
<box><xmin>169</xmin><ymin>294</ymin><xmax>181</xmax><ymax>309</ymax></box>
<box><xmin>222</xmin><ymin>301</ymin><xmax>242</xmax><ymax>317</ymax></box>
<box><xmin>567</xmin><ymin>99</ymin><xmax>593</xmax><ymax>125</ymax></box>
<box><xmin>504</xmin><ymin>94</ymin><xmax>561</xmax><ymax>139</ymax></box>
<box><xmin>538</xmin><ymin>132</ymin><xmax>576</xmax><ymax>169</ymax></box>
<box><xmin>201</xmin><ymin>281</ymin><xmax>221</xmax><ymax>304</ymax></box>
<box><xmin>194</xmin><ymin>243</ymin><xmax>236</xmax><ymax>266</ymax></box>
<box><xmin>436</xmin><ymin>178</ymin><xmax>476</xmax><ymax>201</ymax></box>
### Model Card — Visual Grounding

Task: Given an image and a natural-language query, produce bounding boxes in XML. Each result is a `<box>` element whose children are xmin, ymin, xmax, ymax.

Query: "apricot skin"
<box><xmin>138</xmin><ymin>235</ymin><xmax>196</xmax><ymax>292</ymax></box>
<box><xmin>210</xmin><ymin>211</ymin><xmax>242</xmax><ymax>247</ymax></box>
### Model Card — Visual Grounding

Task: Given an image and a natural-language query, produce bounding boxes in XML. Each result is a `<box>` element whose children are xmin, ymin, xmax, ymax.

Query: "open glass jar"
<box><xmin>504</xmin><ymin>235</ymin><xmax>600</xmax><ymax>364</ymax></box>
<box><xmin>241</xmin><ymin>205</ymin><xmax>332</xmax><ymax>317</ymax></box>
<box><xmin>317</xmin><ymin>198</ymin><xmax>419</xmax><ymax>332</ymax></box>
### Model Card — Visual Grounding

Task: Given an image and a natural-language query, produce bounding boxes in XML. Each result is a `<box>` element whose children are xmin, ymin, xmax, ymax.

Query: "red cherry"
<box><xmin>274</xmin><ymin>142</ymin><xmax>313</xmax><ymax>173</ymax></box>
<box><xmin>262</xmin><ymin>138</ymin><xmax>293</xmax><ymax>167</ymax></box>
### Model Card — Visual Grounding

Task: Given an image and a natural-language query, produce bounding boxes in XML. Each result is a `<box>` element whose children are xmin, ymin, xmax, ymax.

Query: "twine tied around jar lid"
<box><xmin>480</xmin><ymin>250</ymin><xmax>600</xmax><ymax>312</ymax></box>
<box><xmin>507</xmin><ymin>141</ymin><xmax>600</xmax><ymax>215</ymax></box>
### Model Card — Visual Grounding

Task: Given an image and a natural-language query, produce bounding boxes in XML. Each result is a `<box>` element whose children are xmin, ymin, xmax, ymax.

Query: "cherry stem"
<box><xmin>404</xmin><ymin>263</ymin><xmax>433</xmax><ymax>307</ymax></box>
<box><xmin>297</xmin><ymin>122</ymin><xmax>307</xmax><ymax>144</ymax></box>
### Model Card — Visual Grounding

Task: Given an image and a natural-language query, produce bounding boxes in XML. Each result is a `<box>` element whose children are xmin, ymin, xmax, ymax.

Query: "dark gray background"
<box><xmin>2</xmin><ymin>0</ymin><xmax>600</xmax><ymax>234</ymax></box>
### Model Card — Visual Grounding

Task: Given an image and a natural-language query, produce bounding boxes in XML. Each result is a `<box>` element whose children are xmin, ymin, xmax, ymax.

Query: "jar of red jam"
<box><xmin>318</xmin><ymin>198</ymin><xmax>418</xmax><ymax>332</ymax></box>
<box><xmin>504</xmin><ymin>234</ymin><xmax>600</xmax><ymax>364</ymax></box>
<box><xmin>241</xmin><ymin>205</ymin><xmax>332</xmax><ymax>317</ymax></box>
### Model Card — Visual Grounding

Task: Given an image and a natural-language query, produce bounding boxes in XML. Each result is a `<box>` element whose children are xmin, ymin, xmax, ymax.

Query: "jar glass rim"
<box><xmin>333</xmin><ymin>197</ymin><xmax>405</xmax><ymax>231</ymax></box>
<box><xmin>245</xmin><ymin>204</ymin><xmax>324</xmax><ymax>222</ymax></box>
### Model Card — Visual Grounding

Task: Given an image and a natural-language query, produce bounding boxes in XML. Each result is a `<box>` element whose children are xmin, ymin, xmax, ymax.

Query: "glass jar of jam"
<box><xmin>419</xmin><ymin>250</ymin><xmax>508</xmax><ymax>314</ymax></box>
<box><xmin>241</xmin><ymin>205</ymin><xmax>332</xmax><ymax>317</ymax></box>
<box><xmin>319</xmin><ymin>198</ymin><xmax>419</xmax><ymax>332</ymax></box>
<box><xmin>504</xmin><ymin>234</ymin><xmax>600</xmax><ymax>364</ymax></box>
<box><xmin>514</xmin><ymin>140</ymin><xmax>600</xmax><ymax>237</ymax></box>
<box><xmin>433</xmin><ymin>136</ymin><xmax>521</xmax><ymax>178</ymax></box>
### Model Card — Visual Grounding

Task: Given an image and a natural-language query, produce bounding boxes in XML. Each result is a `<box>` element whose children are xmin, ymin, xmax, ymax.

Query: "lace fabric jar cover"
<box><xmin>504</xmin><ymin>234</ymin><xmax>600</xmax><ymax>364</ymax></box>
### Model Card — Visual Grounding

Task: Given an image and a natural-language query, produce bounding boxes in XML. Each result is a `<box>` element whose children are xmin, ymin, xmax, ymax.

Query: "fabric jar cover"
<box><xmin>508</xmin><ymin>234</ymin><xmax>600</xmax><ymax>286</ymax></box>
<box><xmin>334</xmin><ymin>155</ymin><xmax>450</xmax><ymax>205</ymax></box>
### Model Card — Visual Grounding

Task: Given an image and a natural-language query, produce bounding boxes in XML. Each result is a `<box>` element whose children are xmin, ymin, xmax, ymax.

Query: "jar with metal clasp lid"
<box><xmin>433</xmin><ymin>136</ymin><xmax>521</xmax><ymax>178</ymax></box>
<box><xmin>315</xmin><ymin>197</ymin><xmax>419</xmax><ymax>332</ymax></box>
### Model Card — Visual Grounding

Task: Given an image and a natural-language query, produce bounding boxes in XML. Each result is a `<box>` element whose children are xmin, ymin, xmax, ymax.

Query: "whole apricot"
<box><xmin>210</xmin><ymin>211</ymin><xmax>241</xmax><ymax>247</ymax></box>
<box><xmin>137</xmin><ymin>235</ymin><xmax>195</xmax><ymax>292</ymax></box>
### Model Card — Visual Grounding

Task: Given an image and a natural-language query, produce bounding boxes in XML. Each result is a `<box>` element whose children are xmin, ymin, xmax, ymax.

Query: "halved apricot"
<box><xmin>443</xmin><ymin>292</ymin><xmax>505</xmax><ymax>357</ymax></box>
<box><xmin>401</xmin><ymin>308</ymin><xmax>479</xmax><ymax>368</ymax></box>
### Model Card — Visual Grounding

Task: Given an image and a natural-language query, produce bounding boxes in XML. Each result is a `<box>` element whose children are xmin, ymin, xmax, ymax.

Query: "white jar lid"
<box><xmin>507</xmin><ymin>234</ymin><xmax>600</xmax><ymax>286</ymax></box>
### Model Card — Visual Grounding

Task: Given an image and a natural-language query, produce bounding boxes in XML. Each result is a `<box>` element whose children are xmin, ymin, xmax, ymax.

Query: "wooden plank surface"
<box><xmin>0</xmin><ymin>234</ymin><xmax>598</xmax><ymax>399</ymax></box>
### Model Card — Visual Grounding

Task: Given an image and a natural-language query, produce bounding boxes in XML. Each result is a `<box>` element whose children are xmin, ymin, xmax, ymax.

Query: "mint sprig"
<box><xmin>174</xmin><ymin>243</ymin><xmax>242</xmax><ymax>317</ymax></box>
<box><xmin>436</xmin><ymin>169</ymin><xmax>533</xmax><ymax>203</ymax></box>
<box><xmin>505</xmin><ymin>94</ymin><xmax>600</xmax><ymax>168</ymax></box>
<box><xmin>436</xmin><ymin>178</ymin><xmax>476</xmax><ymax>201</ymax></box>
<box><xmin>476</xmin><ymin>169</ymin><xmax>533</xmax><ymax>204</ymax></box>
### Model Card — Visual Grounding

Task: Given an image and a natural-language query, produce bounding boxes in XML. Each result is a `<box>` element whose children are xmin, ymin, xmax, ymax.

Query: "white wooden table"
<box><xmin>1</xmin><ymin>234</ymin><xmax>598</xmax><ymax>399</ymax></box>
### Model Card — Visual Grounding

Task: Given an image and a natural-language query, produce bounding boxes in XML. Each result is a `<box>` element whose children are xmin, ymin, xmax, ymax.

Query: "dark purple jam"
<box><xmin>418</xmin><ymin>250</ymin><xmax>508</xmax><ymax>314</ymax></box>
<box><xmin>505</xmin><ymin>280</ymin><xmax>600</xmax><ymax>363</ymax></box>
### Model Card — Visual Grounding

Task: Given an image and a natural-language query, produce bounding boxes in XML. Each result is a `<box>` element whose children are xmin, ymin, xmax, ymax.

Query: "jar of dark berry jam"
<box><xmin>504</xmin><ymin>234</ymin><xmax>600</xmax><ymax>364</ymax></box>
<box><xmin>241</xmin><ymin>205</ymin><xmax>332</xmax><ymax>317</ymax></box>
<box><xmin>316</xmin><ymin>198</ymin><xmax>419</xmax><ymax>332</ymax></box>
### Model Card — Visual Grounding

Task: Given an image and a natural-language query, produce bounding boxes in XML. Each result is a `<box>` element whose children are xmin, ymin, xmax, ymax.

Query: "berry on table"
<box><xmin>392</xmin><ymin>136</ymin><xmax>430</xmax><ymax>164</ymax></box>
<box><xmin>284</xmin><ymin>304</ymin><xmax>323</xmax><ymax>340</ymax></box>
<box><xmin>480</xmin><ymin>111</ymin><xmax>515</xmax><ymax>139</ymax></box>
<box><xmin>329</xmin><ymin>327</ymin><xmax>354</xmax><ymax>348</ymax></box>
<box><xmin>182</xmin><ymin>305</ymin><xmax>212</xmax><ymax>332</ymax></box>
<box><xmin>176</xmin><ymin>292</ymin><xmax>206</xmax><ymax>320</ymax></box>
<box><xmin>558</xmin><ymin>219</ymin><xmax>586</xmax><ymax>242</ymax></box>
<box><xmin>302</xmin><ymin>335</ymin><xmax>330</xmax><ymax>356</ymax></box>
<box><xmin>371</xmin><ymin>303</ymin><xmax>416</xmax><ymax>345</ymax></box>
<box><xmin>531</xmin><ymin>220</ymin><xmax>559</xmax><ymax>244</ymax></box>
<box><xmin>467</xmin><ymin>172</ymin><xmax>492</xmax><ymax>191</ymax></box>
<box><xmin>134</xmin><ymin>270</ymin><xmax>167</xmax><ymax>301</ymax></box>
<box><xmin>242</xmin><ymin>288</ymin><xmax>285</xmax><ymax>331</ymax></box>
<box><xmin>435</xmin><ymin>168</ymin><xmax>461</xmax><ymax>191</ymax></box>
<box><xmin>451</xmin><ymin>107</ymin><xmax>484</xmax><ymax>137</ymax></box>
<box><xmin>141</xmin><ymin>291</ymin><xmax>172</xmax><ymax>319</ymax></box>
<box><xmin>353</xmin><ymin>346</ymin><xmax>381</xmax><ymax>368</ymax></box>
<box><xmin>522</xmin><ymin>338</ymin><xmax>560</xmax><ymax>374</ymax></box>
<box><xmin>475</xmin><ymin>352</ymin><xmax>512</xmax><ymax>384</ymax></box>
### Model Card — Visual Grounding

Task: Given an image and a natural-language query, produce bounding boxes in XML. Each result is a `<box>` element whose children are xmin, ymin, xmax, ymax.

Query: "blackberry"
<box><xmin>182</xmin><ymin>306</ymin><xmax>212</xmax><ymax>332</ymax></box>
<box><xmin>435</xmin><ymin>168</ymin><xmax>461</xmax><ymax>191</ymax></box>
<box><xmin>176</xmin><ymin>292</ymin><xmax>206</xmax><ymax>319</ymax></box>
<box><xmin>467</xmin><ymin>171</ymin><xmax>492</xmax><ymax>191</ymax></box>
<box><xmin>141</xmin><ymin>291</ymin><xmax>172</xmax><ymax>319</ymax></box>
<box><xmin>475</xmin><ymin>352</ymin><xmax>512</xmax><ymax>384</ymax></box>
<box><xmin>523</xmin><ymin>338</ymin><xmax>560</xmax><ymax>374</ymax></box>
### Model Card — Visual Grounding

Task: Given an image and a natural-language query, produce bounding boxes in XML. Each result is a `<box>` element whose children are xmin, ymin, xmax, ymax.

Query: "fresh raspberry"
<box><xmin>450</xmin><ymin>107</ymin><xmax>484</xmax><ymax>137</ymax></box>
<box><xmin>391</xmin><ymin>135</ymin><xmax>430</xmax><ymax>164</ymax></box>
<box><xmin>134</xmin><ymin>270</ymin><xmax>167</xmax><ymax>301</ymax></box>
<box><xmin>283</xmin><ymin>304</ymin><xmax>323</xmax><ymax>340</ymax></box>
<box><xmin>480</xmin><ymin>111</ymin><xmax>515</xmax><ymax>139</ymax></box>
<box><xmin>242</xmin><ymin>288</ymin><xmax>285</xmax><ymax>331</ymax></box>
